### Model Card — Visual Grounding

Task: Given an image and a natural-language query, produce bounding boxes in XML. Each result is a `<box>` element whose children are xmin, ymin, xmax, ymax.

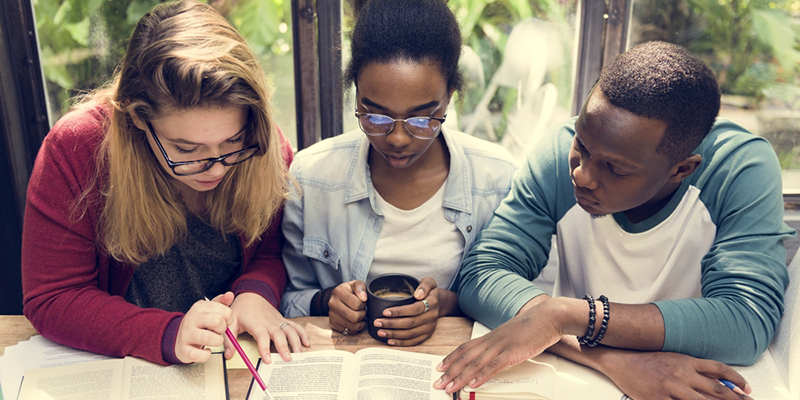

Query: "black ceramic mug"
<box><xmin>366</xmin><ymin>273</ymin><xmax>420</xmax><ymax>342</ymax></box>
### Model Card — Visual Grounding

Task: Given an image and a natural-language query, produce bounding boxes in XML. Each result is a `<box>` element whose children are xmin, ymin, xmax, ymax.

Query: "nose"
<box><xmin>206</xmin><ymin>159</ymin><xmax>228</xmax><ymax>176</ymax></box>
<box><xmin>383</xmin><ymin>121</ymin><xmax>413</xmax><ymax>148</ymax></box>
<box><xmin>572</xmin><ymin>161</ymin><xmax>599</xmax><ymax>190</ymax></box>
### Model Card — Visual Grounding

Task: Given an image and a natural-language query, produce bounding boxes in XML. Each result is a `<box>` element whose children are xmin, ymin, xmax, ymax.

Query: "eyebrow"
<box><xmin>575</xmin><ymin>133</ymin><xmax>639</xmax><ymax>170</ymax></box>
<box><xmin>163</xmin><ymin>124</ymin><xmax>247</xmax><ymax>146</ymax></box>
<box><xmin>360</xmin><ymin>96</ymin><xmax>441</xmax><ymax>114</ymax></box>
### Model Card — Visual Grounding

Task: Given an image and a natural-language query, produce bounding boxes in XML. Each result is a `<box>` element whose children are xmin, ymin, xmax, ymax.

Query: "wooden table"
<box><xmin>0</xmin><ymin>315</ymin><xmax>473</xmax><ymax>399</ymax></box>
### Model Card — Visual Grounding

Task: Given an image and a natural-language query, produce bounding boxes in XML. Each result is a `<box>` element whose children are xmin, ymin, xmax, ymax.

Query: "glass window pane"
<box><xmin>33</xmin><ymin>0</ymin><xmax>297</xmax><ymax>149</ymax></box>
<box><xmin>341</xmin><ymin>1</ymin><xmax>578</xmax><ymax>162</ymax></box>
<box><xmin>629</xmin><ymin>0</ymin><xmax>800</xmax><ymax>193</ymax></box>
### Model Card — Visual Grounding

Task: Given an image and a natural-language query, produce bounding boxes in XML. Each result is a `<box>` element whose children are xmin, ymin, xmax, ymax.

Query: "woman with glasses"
<box><xmin>280</xmin><ymin>0</ymin><xmax>518</xmax><ymax>346</ymax></box>
<box><xmin>21</xmin><ymin>0</ymin><xmax>309</xmax><ymax>365</ymax></box>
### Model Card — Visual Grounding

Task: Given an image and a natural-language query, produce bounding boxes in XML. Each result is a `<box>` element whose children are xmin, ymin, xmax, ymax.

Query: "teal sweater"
<box><xmin>459</xmin><ymin>118</ymin><xmax>795</xmax><ymax>365</ymax></box>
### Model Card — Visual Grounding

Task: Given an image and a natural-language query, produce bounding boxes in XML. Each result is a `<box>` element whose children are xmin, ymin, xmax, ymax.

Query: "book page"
<box><xmin>466</xmin><ymin>322</ymin><xmax>624</xmax><ymax>400</ymax></box>
<box><xmin>462</xmin><ymin>356</ymin><xmax>557</xmax><ymax>399</ymax></box>
<box><xmin>769</xmin><ymin>253</ymin><xmax>800</xmax><ymax>397</ymax></box>
<box><xmin>16</xmin><ymin>358</ymin><xmax>124</xmax><ymax>400</ymax></box>
<box><xmin>733</xmin><ymin>352</ymin><xmax>792</xmax><ymax>400</ymax></box>
<box><xmin>120</xmin><ymin>353</ymin><xmax>226</xmax><ymax>400</ymax></box>
<box><xmin>352</xmin><ymin>347</ymin><xmax>450</xmax><ymax>400</ymax></box>
<box><xmin>0</xmin><ymin>336</ymin><xmax>112</xmax><ymax>400</ymax></box>
<box><xmin>247</xmin><ymin>350</ymin><xmax>354</xmax><ymax>400</ymax></box>
<box><xmin>552</xmin><ymin>355</ymin><xmax>625</xmax><ymax>400</ymax></box>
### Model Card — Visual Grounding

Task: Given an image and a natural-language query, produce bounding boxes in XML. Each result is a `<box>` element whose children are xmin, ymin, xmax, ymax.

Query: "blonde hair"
<box><xmin>75</xmin><ymin>0</ymin><xmax>288</xmax><ymax>265</ymax></box>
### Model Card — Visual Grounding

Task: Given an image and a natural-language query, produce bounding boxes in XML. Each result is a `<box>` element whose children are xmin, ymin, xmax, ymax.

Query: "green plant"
<box><xmin>685</xmin><ymin>0</ymin><xmax>800</xmax><ymax>99</ymax></box>
<box><xmin>33</xmin><ymin>0</ymin><xmax>292</xmax><ymax>119</ymax></box>
<box><xmin>777</xmin><ymin>149</ymin><xmax>800</xmax><ymax>170</ymax></box>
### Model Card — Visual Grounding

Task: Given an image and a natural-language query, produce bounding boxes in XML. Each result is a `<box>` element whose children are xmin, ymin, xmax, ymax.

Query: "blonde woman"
<box><xmin>21</xmin><ymin>0</ymin><xmax>308</xmax><ymax>365</ymax></box>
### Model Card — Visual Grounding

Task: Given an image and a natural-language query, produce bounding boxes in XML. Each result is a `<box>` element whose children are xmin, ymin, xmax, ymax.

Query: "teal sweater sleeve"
<box><xmin>458</xmin><ymin>121</ymin><xmax>576</xmax><ymax>328</ymax></box>
<box><xmin>656</xmin><ymin>121</ymin><xmax>794</xmax><ymax>365</ymax></box>
<box><xmin>459</xmin><ymin>119</ymin><xmax>794</xmax><ymax>366</ymax></box>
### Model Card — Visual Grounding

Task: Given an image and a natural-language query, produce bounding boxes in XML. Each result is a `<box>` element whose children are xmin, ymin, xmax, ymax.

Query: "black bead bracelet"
<box><xmin>577</xmin><ymin>294</ymin><xmax>596</xmax><ymax>345</ymax></box>
<box><xmin>586</xmin><ymin>295</ymin><xmax>610</xmax><ymax>347</ymax></box>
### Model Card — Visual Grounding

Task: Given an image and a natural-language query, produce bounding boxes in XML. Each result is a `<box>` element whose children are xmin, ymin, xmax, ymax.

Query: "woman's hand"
<box><xmin>328</xmin><ymin>280</ymin><xmax>368</xmax><ymax>335</ymax></box>
<box><xmin>601</xmin><ymin>350</ymin><xmax>752</xmax><ymax>400</ymax></box>
<box><xmin>175</xmin><ymin>292</ymin><xmax>234</xmax><ymax>364</ymax></box>
<box><xmin>228</xmin><ymin>292</ymin><xmax>310</xmax><ymax>364</ymax></box>
<box><xmin>374</xmin><ymin>276</ymin><xmax>457</xmax><ymax>346</ymax></box>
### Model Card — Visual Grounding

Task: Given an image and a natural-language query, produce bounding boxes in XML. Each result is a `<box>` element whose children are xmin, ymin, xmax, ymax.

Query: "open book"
<box><xmin>16</xmin><ymin>352</ymin><xmax>228</xmax><ymax>400</ymax></box>
<box><xmin>461</xmin><ymin>322</ymin><xmax>625</xmax><ymax>400</ymax></box>
<box><xmin>732</xmin><ymin>252</ymin><xmax>800</xmax><ymax>400</ymax></box>
<box><xmin>245</xmin><ymin>347</ymin><xmax>450</xmax><ymax>400</ymax></box>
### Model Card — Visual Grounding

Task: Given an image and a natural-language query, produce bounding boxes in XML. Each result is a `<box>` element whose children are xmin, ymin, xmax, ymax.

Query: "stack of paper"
<box><xmin>0</xmin><ymin>335</ymin><xmax>111</xmax><ymax>400</ymax></box>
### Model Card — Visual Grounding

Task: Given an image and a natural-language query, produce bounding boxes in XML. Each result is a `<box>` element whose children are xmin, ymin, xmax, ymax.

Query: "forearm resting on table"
<box><xmin>516</xmin><ymin>296</ymin><xmax>666</xmax><ymax>351</ymax></box>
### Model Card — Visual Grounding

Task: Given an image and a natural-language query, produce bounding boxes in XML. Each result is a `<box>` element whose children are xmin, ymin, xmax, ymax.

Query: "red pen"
<box><xmin>204</xmin><ymin>297</ymin><xmax>273</xmax><ymax>398</ymax></box>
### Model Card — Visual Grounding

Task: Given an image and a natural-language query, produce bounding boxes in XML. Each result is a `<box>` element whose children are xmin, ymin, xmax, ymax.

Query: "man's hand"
<box><xmin>600</xmin><ymin>350</ymin><xmax>752</xmax><ymax>400</ymax></box>
<box><xmin>328</xmin><ymin>280</ymin><xmax>368</xmax><ymax>335</ymax></box>
<box><xmin>434</xmin><ymin>300</ymin><xmax>565</xmax><ymax>393</ymax></box>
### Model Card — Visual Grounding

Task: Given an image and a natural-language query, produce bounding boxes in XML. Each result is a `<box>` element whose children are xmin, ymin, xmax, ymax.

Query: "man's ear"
<box><xmin>667</xmin><ymin>154</ymin><xmax>702</xmax><ymax>183</ymax></box>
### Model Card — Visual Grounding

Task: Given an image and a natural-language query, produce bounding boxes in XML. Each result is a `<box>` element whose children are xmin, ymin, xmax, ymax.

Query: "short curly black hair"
<box><xmin>344</xmin><ymin>0</ymin><xmax>464</xmax><ymax>94</ymax></box>
<box><xmin>599</xmin><ymin>41</ymin><xmax>720</xmax><ymax>165</ymax></box>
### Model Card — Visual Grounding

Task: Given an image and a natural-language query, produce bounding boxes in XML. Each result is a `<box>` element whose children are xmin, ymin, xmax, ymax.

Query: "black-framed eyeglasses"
<box><xmin>354</xmin><ymin>110</ymin><xmax>446</xmax><ymax>140</ymax></box>
<box><xmin>146</xmin><ymin>121</ymin><xmax>260</xmax><ymax>176</ymax></box>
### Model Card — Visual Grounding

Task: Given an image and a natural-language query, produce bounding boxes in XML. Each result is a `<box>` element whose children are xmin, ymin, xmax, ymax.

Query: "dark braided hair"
<box><xmin>344</xmin><ymin>0</ymin><xmax>464</xmax><ymax>94</ymax></box>
<box><xmin>599</xmin><ymin>41</ymin><xmax>720</xmax><ymax>165</ymax></box>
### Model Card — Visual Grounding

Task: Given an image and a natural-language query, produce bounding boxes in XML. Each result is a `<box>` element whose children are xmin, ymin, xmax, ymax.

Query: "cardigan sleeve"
<box><xmin>22</xmin><ymin>109</ymin><xmax>183</xmax><ymax>365</ymax></box>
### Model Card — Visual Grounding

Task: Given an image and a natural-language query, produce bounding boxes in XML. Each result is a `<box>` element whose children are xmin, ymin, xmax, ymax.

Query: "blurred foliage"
<box><xmin>33</xmin><ymin>0</ymin><xmax>293</xmax><ymax>119</ymax></box>
<box><xmin>631</xmin><ymin>0</ymin><xmax>800</xmax><ymax>103</ymax></box>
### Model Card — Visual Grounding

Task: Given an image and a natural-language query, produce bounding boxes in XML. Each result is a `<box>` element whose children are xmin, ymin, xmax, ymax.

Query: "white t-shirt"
<box><xmin>368</xmin><ymin>182</ymin><xmax>464</xmax><ymax>289</ymax></box>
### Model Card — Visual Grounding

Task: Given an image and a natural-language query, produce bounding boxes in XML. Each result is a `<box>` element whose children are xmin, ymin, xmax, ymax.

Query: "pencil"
<box><xmin>719</xmin><ymin>379</ymin><xmax>746</xmax><ymax>396</ymax></box>
<box><xmin>204</xmin><ymin>296</ymin><xmax>273</xmax><ymax>399</ymax></box>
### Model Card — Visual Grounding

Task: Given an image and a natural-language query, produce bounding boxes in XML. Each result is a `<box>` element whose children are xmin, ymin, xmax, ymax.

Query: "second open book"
<box><xmin>245</xmin><ymin>347</ymin><xmax>450</xmax><ymax>399</ymax></box>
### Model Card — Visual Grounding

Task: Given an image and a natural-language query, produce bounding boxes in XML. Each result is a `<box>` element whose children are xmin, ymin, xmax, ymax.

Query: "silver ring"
<box><xmin>422</xmin><ymin>299</ymin><xmax>430</xmax><ymax>313</ymax></box>
<box><xmin>279</xmin><ymin>322</ymin><xmax>289</xmax><ymax>330</ymax></box>
<box><xmin>342</xmin><ymin>327</ymin><xmax>349</xmax><ymax>336</ymax></box>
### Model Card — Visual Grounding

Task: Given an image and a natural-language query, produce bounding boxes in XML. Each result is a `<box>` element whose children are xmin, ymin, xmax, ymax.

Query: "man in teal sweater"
<box><xmin>434</xmin><ymin>41</ymin><xmax>795</xmax><ymax>399</ymax></box>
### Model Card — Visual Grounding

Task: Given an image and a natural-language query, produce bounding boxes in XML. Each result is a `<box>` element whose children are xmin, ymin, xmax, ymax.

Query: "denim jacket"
<box><xmin>280</xmin><ymin>129</ymin><xmax>519</xmax><ymax>317</ymax></box>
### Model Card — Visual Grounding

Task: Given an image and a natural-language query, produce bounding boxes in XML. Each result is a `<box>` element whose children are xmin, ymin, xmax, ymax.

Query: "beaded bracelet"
<box><xmin>577</xmin><ymin>294</ymin><xmax>596</xmax><ymax>345</ymax></box>
<box><xmin>586</xmin><ymin>295</ymin><xmax>610</xmax><ymax>347</ymax></box>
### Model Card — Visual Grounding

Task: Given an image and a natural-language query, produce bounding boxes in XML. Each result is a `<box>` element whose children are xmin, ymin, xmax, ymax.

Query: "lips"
<box><xmin>196</xmin><ymin>176</ymin><xmax>223</xmax><ymax>187</ymax></box>
<box><xmin>384</xmin><ymin>153</ymin><xmax>413</xmax><ymax>168</ymax></box>
<box><xmin>574</xmin><ymin>190</ymin><xmax>599</xmax><ymax>206</ymax></box>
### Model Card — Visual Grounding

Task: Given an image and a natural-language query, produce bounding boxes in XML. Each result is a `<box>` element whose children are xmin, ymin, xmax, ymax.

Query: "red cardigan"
<box><xmin>21</xmin><ymin>105</ymin><xmax>294</xmax><ymax>365</ymax></box>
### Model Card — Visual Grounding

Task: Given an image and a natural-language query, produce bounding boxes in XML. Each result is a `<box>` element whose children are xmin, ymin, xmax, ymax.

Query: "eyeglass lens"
<box><xmin>172</xmin><ymin>147</ymin><xmax>259</xmax><ymax>175</ymax></box>
<box><xmin>358</xmin><ymin>114</ymin><xmax>442</xmax><ymax>138</ymax></box>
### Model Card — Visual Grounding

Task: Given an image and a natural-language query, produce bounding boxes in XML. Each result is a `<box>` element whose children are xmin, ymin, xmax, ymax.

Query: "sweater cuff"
<box><xmin>310</xmin><ymin>287</ymin><xmax>334</xmax><ymax>316</ymax></box>
<box><xmin>161</xmin><ymin>316</ymin><xmax>183</xmax><ymax>365</ymax></box>
<box><xmin>233</xmin><ymin>279</ymin><xmax>280</xmax><ymax>308</ymax></box>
